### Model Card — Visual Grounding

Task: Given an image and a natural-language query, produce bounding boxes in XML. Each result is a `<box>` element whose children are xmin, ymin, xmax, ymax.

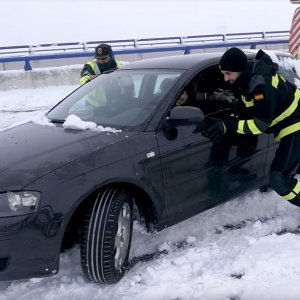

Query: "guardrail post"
<box><xmin>184</xmin><ymin>48</ymin><xmax>190</xmax><ymax>54</ymax></box>
<box><xmin>24</xmin><ymin>59</ymin><xmax>32</xmax><ymax>71</ymax></box>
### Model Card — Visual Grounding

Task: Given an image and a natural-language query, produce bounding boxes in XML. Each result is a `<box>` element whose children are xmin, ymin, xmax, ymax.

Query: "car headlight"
<box><xmin>0</xmin><ymin>191</ymin><xmax>40</xmax><ymax>217</ymax></box>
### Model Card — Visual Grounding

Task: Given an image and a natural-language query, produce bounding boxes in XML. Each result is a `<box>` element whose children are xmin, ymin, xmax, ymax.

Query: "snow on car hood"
<box><xmin>0</xmin><ymin>122</ymin><xmax>134</xmax><ymax>190</ymax></box>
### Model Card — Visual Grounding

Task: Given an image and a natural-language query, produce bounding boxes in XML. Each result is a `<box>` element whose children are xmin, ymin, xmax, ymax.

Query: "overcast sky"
<box><xmin>0</xmin><ymin>0</ymin><xmax>296</xmax><ymax>46</ymax></box>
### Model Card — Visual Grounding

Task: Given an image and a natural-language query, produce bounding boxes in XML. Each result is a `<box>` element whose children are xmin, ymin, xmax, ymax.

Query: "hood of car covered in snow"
<box><xmin>0</xmin><ymin>122</ymin><xmax>136</xmax><ymax>190</ymax></box>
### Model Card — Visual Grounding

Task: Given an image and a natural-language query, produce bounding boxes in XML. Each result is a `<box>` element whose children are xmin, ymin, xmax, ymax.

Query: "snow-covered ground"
<box><xmin>0</xmin><ymin>85</ymin><xmax>76</xmax><ymax>128</ymax></box>
<box><xmin>1</xmin><ymin>81</ymin><xmax>300</xmax><ymax>299</ymax></box>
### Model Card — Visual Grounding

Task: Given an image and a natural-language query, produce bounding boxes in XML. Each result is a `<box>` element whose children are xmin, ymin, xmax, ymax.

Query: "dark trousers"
<box><xmin>269</xmin><ymin>133</ymin><xmax>300</xmax><ymax>206</ymax></box>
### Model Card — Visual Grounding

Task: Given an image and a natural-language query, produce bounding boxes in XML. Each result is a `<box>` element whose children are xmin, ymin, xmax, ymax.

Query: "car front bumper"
<box><xmin>0</xmin><ymin>209</ymin><xmax>63</xmax><ymax>281</ymax></box>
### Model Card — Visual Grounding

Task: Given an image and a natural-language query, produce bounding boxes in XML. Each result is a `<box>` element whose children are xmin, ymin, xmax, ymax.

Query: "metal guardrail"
<box><xmin>0</xmin><ymin>30</ymin><xmax>289</xmax><ymax>71</ymax></box>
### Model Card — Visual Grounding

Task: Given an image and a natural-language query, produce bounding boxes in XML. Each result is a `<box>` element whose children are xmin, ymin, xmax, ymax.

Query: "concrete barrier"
<box><xmin>0</xmin><ymin>44</ymin><xmax>290</xmax><ymax>91</ymax></box>
<box><xmin>0</xmin><ymin>65</ymin><xmax>82</xmax><ymax>90</ymax></box>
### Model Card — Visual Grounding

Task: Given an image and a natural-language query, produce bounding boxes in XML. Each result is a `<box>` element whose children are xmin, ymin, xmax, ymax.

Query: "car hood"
<box><xmin>0</xmin><ymin>123</ymin><xmax>136</xmax><ymax>190</ymax></box>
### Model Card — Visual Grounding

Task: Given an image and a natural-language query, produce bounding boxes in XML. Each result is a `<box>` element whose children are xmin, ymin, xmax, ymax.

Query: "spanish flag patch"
<box><xmin>254</xmin><ymin>93</ymin><xmax>264</xmax><ymax>101</ymax></box>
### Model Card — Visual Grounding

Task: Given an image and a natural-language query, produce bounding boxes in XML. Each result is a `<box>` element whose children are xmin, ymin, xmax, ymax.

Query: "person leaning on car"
<box><xmin>80</xmin><ymin>43</ymin><xmax>121</xmax><ymax>85</ymax></box>
<box><xmin>205</xmin><ymin>47</ymin><xmax>300</xmax><ymax>207</ymax></box>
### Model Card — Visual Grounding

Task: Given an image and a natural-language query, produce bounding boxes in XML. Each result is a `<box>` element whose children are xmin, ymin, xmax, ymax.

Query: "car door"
<box><xmin>182</xmin><ymin>125</ymin><xmax>269</xmax><ymax>199</ymax></box>
<box><xmin>181</xmin><ymin>64</ymin><xmax>270</xmax><ymax>198</ymax></box>
<box><xmin>156</xmin><ymin>123</ymin><xmax>216</xmax><ymax>224</ymax></box>
<box><xmin>155</xmin><ymin>63</ymin><xmax>270</xmax><ymax>225</ymax></box>
<box><xmin>157</xmin><ymin>113</ymin><xmax>269</xmax><ymax>225</ymax></box>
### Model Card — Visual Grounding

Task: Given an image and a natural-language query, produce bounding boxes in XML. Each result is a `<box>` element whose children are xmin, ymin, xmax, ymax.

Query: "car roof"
<box><xmin>119</xmin><ymin>51</ymin><xmax>257</xmax><ymax>70</ymax></box>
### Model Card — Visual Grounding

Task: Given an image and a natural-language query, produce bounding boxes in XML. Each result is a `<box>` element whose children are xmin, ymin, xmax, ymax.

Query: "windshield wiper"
<box><xmin>49</xmin><ymin>118</ymin><xmax>65</xmax><ymax>124</ymax></box>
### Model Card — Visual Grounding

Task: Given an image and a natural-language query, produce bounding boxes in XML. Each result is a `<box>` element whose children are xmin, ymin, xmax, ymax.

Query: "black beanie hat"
<box><xmin>219</xmin><ymin>47</ymin><xmax>249</xmax><ymax>72</ymax></box>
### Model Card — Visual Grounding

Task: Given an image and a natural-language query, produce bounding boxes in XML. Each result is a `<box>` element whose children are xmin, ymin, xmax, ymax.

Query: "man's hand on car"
<box><xmin>192</xmin><ymin>120</ymin><xmax>208</xmax><ymax>134</ymax></box>
<box><xmin>88</xmin><ymin>75</ymin><xmax>96</xmax><ymax>81</ymax></box>
<box><xmin>206</xmin><ymin>119</ymin><xmax>227</xmax><ymax>143</ymax></box>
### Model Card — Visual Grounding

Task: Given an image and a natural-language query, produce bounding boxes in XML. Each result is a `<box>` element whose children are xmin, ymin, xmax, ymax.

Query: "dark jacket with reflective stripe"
<box><xmin>230</xmin><ymin>50</ymin><xmax>300</xmax><ymax>141</ymax></box>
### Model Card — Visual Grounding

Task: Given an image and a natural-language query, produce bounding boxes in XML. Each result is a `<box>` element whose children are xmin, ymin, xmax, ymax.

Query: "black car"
<box><xmin>0</xmin><ymin>51</ymin><xmax>297</xmax><ymax>284</ymax></box>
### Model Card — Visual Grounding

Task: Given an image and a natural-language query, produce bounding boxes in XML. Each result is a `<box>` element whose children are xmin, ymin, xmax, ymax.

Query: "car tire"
<box><xmin>80</xmin><ymin>187</ymin><xmax>133</xmax><ymax>284</ymax></box>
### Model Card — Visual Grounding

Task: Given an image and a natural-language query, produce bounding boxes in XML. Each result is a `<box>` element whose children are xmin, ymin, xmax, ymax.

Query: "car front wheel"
<box><xmin>80</xmin><ymin>187</ymin><xmax>133</xmax><ymax>284</ymax></box>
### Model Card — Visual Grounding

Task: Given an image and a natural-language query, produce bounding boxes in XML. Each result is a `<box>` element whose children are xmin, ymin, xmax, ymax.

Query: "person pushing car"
<box><xmin>80</xmin><ymin>43</ymin><xmax>121</xmax><ymax>85</ymax></box>
<box><xmin>206</xmin><ymin>47</ymin><xmax>300</xmax><ymax>207</ymax></box>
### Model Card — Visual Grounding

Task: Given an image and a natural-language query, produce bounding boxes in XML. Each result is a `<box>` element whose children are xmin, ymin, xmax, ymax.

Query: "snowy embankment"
<box><xmin>0</xmin><ymin>65</ymin><xmax>82</xmax><ymax>91</ymax></box>
<box><xmin>1</xmin><ymin>57</ymin><xmax>300</xmax><ymax>299</ymax></box>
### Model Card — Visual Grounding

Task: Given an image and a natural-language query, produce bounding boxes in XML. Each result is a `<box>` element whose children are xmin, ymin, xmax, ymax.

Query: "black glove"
<box><xmin>206</xmin><ymin>120</ymin><xmax>227</xmax><ymax>143</ymax></box>
<box><xmin>192</xmin><ymin>120</ymin><xmax>208</xmax><ymax>135</ymax></box>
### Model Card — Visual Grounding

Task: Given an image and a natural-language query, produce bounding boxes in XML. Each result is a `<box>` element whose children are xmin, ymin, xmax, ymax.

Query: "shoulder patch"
<box><xmin>254</xmin><ymin>93</ymin><xmax>264</xmax><ymax>101</ymax></box>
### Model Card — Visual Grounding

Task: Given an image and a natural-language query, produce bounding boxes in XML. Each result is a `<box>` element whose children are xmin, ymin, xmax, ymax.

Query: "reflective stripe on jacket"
<box><xmin>235</xmin><ymin>73</ymin><xmax>300</xmax><ymax>141</ymax></box>
<box><xmin>80</xmin><ymin>60</ymin><xmax>121</xmax><ymax>85</ymax></box>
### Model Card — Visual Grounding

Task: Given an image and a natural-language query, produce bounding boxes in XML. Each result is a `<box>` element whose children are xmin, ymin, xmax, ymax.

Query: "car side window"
<box><xmin>154</xmin><ymin>74</ymin><xmax>181</xmax><ymax>94</ymax></box>
<box><xmin>173</xmin><ymin>65</ymin><xmax>234</xmax><ymax>118</ymax></box>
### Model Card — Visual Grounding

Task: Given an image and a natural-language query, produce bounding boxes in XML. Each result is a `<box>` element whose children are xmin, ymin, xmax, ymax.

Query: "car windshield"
<box><xmin>47</xmin><ymin>69</ymin><xmax>183</xmax><ymax>130</ymax></box>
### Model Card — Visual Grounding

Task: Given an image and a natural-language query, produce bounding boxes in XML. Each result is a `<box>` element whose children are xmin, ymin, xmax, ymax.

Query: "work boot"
<box><xmin>289</xmin><ymin>196</ymin><xmax>300</xmax><ymax>207</ymax></box>
<box><xmin>259</xmin><ymin>185</ymin><xmax>270</xmax><ymax>193</ymax></box>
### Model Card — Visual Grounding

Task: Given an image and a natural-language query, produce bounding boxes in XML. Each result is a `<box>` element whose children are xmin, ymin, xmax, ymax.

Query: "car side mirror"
<box><xmin>167</xmin><ymin>106</ymin><xmax>205</xmax><ymax>126</ymax></box>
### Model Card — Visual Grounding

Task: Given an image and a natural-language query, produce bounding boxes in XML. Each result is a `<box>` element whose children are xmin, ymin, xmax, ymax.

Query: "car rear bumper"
<box><xmin>0</xmin><ymin>210</ymin><xmax>63</xmax><ymax>281</ymax></box>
